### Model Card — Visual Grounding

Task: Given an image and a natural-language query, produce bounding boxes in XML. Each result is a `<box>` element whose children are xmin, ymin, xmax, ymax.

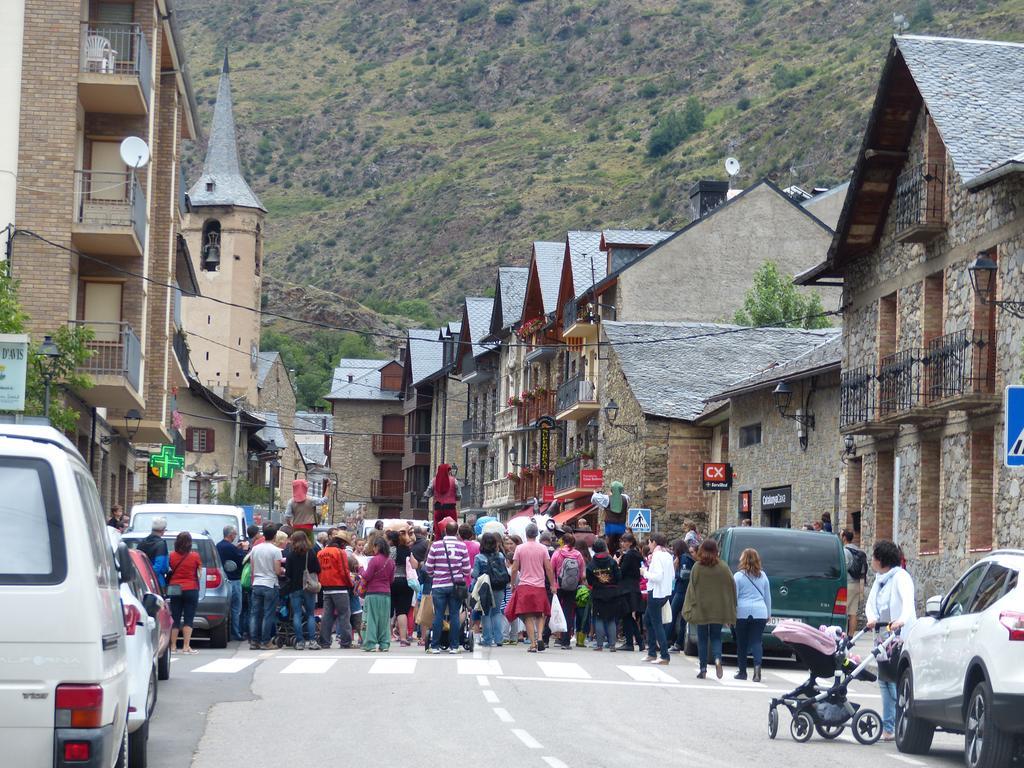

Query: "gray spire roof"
<box><xmin>188</xmin><ymin>53</ymin><xmax>265</xmax><ymax>211</ymax></box>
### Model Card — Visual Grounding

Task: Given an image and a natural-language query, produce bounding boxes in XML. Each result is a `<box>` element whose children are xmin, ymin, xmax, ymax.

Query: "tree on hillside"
<box><xmin>732</xmin><ymin>261</ymin><xmax>832</xmax><ymax>330</ymax></box>
<box><xmin>647</xmin><ymin>96</ymin><xmax>705</xmax><ymax>158</ymax></box>
<box><xmin>0</xmin><ymin>263</ymin><xmax>93</xmax><ymax>432</ymax></box>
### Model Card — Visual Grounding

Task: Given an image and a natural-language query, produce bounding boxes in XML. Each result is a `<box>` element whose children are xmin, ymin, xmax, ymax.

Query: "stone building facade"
<box><xmin>798</xmin><ymin>35</ymin><xmax>1024</xmax><ymax>601</ymax></box>
<box><xmin>256</xmin><ymin>351</ymin><xmax>300</xmax><ymax>506</ymax></box>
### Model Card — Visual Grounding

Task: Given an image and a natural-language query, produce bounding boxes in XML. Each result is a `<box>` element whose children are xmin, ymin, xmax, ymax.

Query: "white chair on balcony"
<box><xmin>84</xmin><ymin>35</ymin><xmax>117</xmax><ymax>73</ymax></box>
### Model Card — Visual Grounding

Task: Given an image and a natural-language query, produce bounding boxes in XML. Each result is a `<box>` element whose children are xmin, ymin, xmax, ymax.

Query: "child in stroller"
<box><xmin>768</xmin><ymin>620</ymin><xmax>899</xmax><ymax>745</ymax></box>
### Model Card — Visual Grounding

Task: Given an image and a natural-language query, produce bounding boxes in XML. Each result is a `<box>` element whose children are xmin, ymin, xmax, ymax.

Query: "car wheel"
<box><xmin>966</xmin><ymin>680</ymin><xmax>1015</xmax><ymax>768</ymax></box>
<box><xmin>114</xmin><ymin>715</ymin><xmax>129</xmax><ymax>768</ymax></box>
<box><xmin>896</xmin><ymin>668</ymin><xmax>934</xmax><ymax>755</ymax></box>
<box><xmin>683</xmin><ymin>626</ymin><xmax>698</xmax><ymax>657</ymax></box>
<box><xmin>128</xmin><ymin>718</ymin><xmax>148</xmax><ymax>768</ymax></box>
<box><xmin>210</xmin><ymin>621</ymin><xmax>229</xmax><ymax>649</ymax></box>
<box><xmin>157</xmin><ymin>646</ymin><xmax>170</xmax><ymax>681</ymax></box>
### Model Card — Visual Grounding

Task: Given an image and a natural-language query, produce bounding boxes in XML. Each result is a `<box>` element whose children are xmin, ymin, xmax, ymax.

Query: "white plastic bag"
<box><xmin>549</xmin><ymin>593</ymin><xmax>567</xmax><ymax>633</ymax></box>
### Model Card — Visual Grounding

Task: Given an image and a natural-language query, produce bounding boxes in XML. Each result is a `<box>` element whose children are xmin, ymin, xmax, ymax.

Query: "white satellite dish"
<box><xmin>725</xmin><ymin>157</ymin><xmax>741</xmax><ymax>177</ymax></box>
<box><xmin>119</xmin><ymin>136</ymin><xmax>150</xmax><ymax>169</ymax></box>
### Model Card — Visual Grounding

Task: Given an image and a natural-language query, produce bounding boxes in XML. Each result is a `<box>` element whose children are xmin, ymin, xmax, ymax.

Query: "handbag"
<box><xmin>442</xmin><ymin>539</ymin><xmax>468</xmax><ymax>603</ymax></box>
<box><xmin>302</xmin><ymin>552</ymin><xmax>320</xmax><ymax>594</ymax></box>
<box><xmin>240</xmin><ymin>552</ymin><xmax>253</xmax><ymax>590</ymax></box>
<box><xmin>166</xmin><ymin>553</ymin><xmax>189</xmax><ymax>597</ymax></box>
<box><xmin>660</xmin><ymin>599</ymin><xmax>672</xmax><ymax>624</ymax></box>
<box><xmin>405</xmin><ymin>556</ymin><xmax>420</xmax><ymax>592</ymax></box>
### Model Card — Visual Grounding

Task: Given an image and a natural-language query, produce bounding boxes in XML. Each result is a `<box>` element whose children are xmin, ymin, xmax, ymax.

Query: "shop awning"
<box><xmin>511</xmin><ymin>503</ymin><xmax>536</xmax><ymax>519</ymax></box>
<box><xmin>553</xmin><ymin>503</ymin><xmax>596</xmax><ymax>526</ymax></box>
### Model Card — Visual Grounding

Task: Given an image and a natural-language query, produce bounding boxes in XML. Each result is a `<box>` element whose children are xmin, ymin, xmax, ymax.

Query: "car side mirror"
<box><xmin>925</xmin><ymin>594</ymin><xmax>942</xmax><ymax>618</ymax></box>
<box><xmin>142</xmin><ymin>591</ymin><xmax>161</xmax><ymax>618</ymax></box>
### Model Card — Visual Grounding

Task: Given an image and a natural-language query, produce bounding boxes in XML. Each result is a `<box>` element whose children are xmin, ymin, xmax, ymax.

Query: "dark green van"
<box><xmin>684</xmin><ymin>527</ymin><xmax>848</xmax><ymax>656</ymax></box>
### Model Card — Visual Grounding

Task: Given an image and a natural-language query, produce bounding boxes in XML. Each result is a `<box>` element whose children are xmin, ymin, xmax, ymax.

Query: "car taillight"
<box><xmin>122</xmin><ymin>603</ymin><xmax>141</xmax><ymax>636</ymax></box>
<box><xmin>833</xmin><ymin>587</ymin><xmax>848</xmax><ymax>616</ymax></box>
<box><xmin>206</xmin><ymin>568</ymin><xmax>222</xmax><ymax>589</ymax></box>
<box><xmin>55</xmin><ymin>684</ymin><xmax>103</xmax><ymax>728</ymax></box>
<box><xmin>999</xmin><ymin>611</ymin><xmax>1024</xmax><ymax>641</ymax></box>
<box><xmin>64</xmin><ymin>742</ymin><xmax>90</xmax><ymax>761</ymax></box>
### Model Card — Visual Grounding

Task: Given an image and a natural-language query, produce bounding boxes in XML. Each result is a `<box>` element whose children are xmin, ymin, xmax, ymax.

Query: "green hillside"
<box><xmin>175</xmin><ymin>0</ymin><xmax>1024</xmax><ymax>317</ymax></box>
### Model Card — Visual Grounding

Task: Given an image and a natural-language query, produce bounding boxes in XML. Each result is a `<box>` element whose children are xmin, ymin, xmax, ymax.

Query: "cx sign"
<box><xmin>702</xmin><ymin>462</ymin><xmax>733</xmax><ymax>491</ymax></box>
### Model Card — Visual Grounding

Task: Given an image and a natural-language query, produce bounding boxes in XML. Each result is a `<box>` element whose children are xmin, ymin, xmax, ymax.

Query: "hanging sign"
<box><xmin>542</xmin><ymin>485</ymin><xmax>555</xmax><ymax>503</ymax></box>
<box><xmin>579</xmin><ymin>468</ymin><xmax>604</xmax><ymax>488</ymax></box>
<box><xmin>0</xmin><ymin>334</ymin><xmax>30</xmax><ymax>411</ymax></box>
<box><xmin>539</xmin><ymin>421</ymin><xmax>551</xmax><ymax>471</ymax></box>
<box><xmin>702</xmin><ymin>462</ymin><xmax>733</xmax><ymax>491</ymax></box>
<box><xmin>150</xmin><ymin>444</ymin><xmax>185</xmax><ymax>479</ymax></box>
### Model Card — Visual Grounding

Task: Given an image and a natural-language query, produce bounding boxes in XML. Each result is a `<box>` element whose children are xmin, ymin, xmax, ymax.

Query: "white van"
<box><xmin>128</xmin><ymin>503</ymin><xmax>247</xmax><ymax>541</ymax></box>
<box><xmin>0</xmin><ymin>425</ymin><xmax>129</xmax><ymax>767</ymax></box>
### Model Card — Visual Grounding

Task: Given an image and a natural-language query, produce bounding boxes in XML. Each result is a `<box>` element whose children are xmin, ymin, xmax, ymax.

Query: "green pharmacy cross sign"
<box><xmin>149</xmin><ymin>444</ymin><xmax>184</xmax><ymax>479</ymax></box>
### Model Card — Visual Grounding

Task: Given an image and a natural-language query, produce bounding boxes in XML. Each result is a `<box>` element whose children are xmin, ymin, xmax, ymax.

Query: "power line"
<box><xmin>11</xmin><ymin>228</ymin><xmax>843</xmax><ymax>351</ymax></box>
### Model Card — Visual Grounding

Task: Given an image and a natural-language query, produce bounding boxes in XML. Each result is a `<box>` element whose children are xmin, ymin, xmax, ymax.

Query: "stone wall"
<box><xmin>330</xmin><ymin>397</ymin><xmax>403</xmax><ymax>517</ymax></box>
<box><xmin>841</xmin><ymin>106</ymin><xmax>1024</xmax><ymax>603</ymax></box>
<box><xmin>258</xmin><ymin>355</ymin><xmax>299</xmax><ymax>505</ymax></box>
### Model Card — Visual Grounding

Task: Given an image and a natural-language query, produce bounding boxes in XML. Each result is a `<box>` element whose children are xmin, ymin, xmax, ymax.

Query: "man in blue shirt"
<box><xmin>216</xmin><ymin>525</ymin><xmax>248</xmax><ymax>641</ymax></box>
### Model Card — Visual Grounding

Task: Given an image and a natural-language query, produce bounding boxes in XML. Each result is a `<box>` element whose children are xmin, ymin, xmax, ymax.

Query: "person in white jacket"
<box><xmin>864</xmin><ymin>540</ymin><xmax>917</xmax><ymax>741</ymax></box>
<box><xmin>641</xmin><ymin>533</ymin><xmax>675</xmax><ymax>665</ymax></box>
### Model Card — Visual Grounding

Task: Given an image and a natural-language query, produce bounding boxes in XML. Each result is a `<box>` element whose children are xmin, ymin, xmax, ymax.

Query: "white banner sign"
<box><xmin>0</xmin><ymin>334</ymin><xmax>29</xmax><ymax>411</ymax></box>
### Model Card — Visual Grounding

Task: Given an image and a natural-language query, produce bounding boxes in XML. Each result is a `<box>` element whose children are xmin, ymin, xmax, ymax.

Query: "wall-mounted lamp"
<box><xmin>124</xmin><ymin>409</ymin><xmax>142</xmax><ymax>441</ymax></box>
<box><xmin>773</xmin><ymin>380</ymin><xmax>816</xmax><ymax>451</ymax></box>
<box><xmin>603</xmin><ymin>398</ymin><xmax>638</xmax><ymax>436</ymax></box>
<box><xmin>969</xmin><ymin>252</ymin><xmax>1024</xmax><ymax>318</ymax></box>
<box><xmin>840</xmin><ymin>434</ymin><xmax>857</xmax><ymax>465</ymax></box>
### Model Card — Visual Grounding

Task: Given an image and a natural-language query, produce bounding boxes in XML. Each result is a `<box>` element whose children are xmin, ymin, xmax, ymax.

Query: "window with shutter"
<box><xmin>186</xmin><ymin>427</ymin><xmax>215</xmax><ymax>453</ymax></box>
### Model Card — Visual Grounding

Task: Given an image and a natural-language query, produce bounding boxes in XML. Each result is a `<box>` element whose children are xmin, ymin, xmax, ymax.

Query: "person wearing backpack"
<box><xmin>841</xmin><ymin>529</ymin><xmax>868</xmax><ymax>634</ymax></box>
<box><xmin>551</xmin><ymin>532</ymin><xmax>586</xmax><ymax>649</ymax></box>
<box><xmin>471</xmin><ymin>532</ymin><xmax>509</xmax><ymax>647</ymax></box>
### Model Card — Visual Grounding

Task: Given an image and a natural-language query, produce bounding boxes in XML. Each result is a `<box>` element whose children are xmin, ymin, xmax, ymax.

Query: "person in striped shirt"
<box><xmin>424</xmin><ymin>521</ymin><xmax>471</xmax><ymax>653</ymax></box>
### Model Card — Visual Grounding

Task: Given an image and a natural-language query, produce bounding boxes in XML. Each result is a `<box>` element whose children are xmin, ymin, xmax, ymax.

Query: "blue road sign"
<box><xmin>627</xmin><ymin>508</ymin><xmax>652</xmax><ymax>533</ymax></box>
<box><xmin>1005</xmin><ymin>386</ymin><xmax>1024</xmax><ymax>467</ymax></box>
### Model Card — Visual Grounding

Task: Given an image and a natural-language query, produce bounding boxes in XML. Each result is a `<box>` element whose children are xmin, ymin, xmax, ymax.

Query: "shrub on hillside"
<box><xmin>494</xmin><ymin>7</ymin><xmax>516</xmax><ymax>25</ymax></box>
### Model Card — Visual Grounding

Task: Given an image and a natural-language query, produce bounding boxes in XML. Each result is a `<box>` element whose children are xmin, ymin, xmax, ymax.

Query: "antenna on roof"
<box><xmin>893</xmin><ymin>13</ymin><xmax>909</xmax><ymax>34</ymax></box>
<box><xmin>724</xmin><ymin>157</ymin><xmax>740</xmax><ymax>190</ymax></box>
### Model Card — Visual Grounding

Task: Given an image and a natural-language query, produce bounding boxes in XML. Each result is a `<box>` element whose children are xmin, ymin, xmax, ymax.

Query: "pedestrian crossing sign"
<box><xmin>627</xmin><ymin>508</ymin><xmax>652</xmax><ymax>532</ymax></box>
<box><xmin>1005</xmin><ymin>386</ymin><xmax>1024</xmax><ymax>467</ymax></box>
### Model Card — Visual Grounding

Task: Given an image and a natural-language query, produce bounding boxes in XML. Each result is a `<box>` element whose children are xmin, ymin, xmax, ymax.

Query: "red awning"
<box><xmin>511</xmin><ymin>503</ymin><xmax>535</xmax><ymax>519</ymax></box>
<box><xmin>553</xmin><ymin>503</ymin><xmax>595</xmax><ymax>526</ymax></box>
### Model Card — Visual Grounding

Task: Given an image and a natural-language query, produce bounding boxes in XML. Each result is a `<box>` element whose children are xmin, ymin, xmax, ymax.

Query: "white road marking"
<box><xmin>618</xmin><ymin>665</ymin><xmax>677</xmax><ymax>683</ymax></box>
<box><xmin>493</xmin><ymin>707</ymin><xmax>514</xmax><ymax>723</ymax></box>
<box><xmin>482</xmin><ymin>689</ymin><xmax>499</xmax><ymax>704</ymax></box>
<box><xmin>511</xmin><ymin>729</ymin><xmax>543</xmax><ymax>749</ymax></box>
<box><xmin>477</xmin><ymin>675</ymin><xmax>491</xmax><ymax>687</ymax></box>
<box><xmin>280</xmin><ymin>658</ymin><xmax>337</xmax><ymax>674</ymax></box>
<box><xmin>537</xmin><ymin>661</ymin><xmax>590</xmax><ymax>679</ymax></box>
<box><xmin>542</xmin><ymin>757</ymin><xmax>569</xmax><ymax>768</ymax></box>
<box><xmin>369</xmin><ymin>658</ymin><xmax>417</xmax><ymax>674</ymax></box>
<box><xmin>192</xmin><ymin>658</ymin><xmax>257</xmax><ymax>674</ymax></box>
<box><xmin>458</xmin><ymin>659</ymin><xmax>502</xmax><ymax>675</ymax></box>
<box><xmin>889</xmin><ymin>756</ymin><xmax>927</xmax><ymax>766</ymax></box>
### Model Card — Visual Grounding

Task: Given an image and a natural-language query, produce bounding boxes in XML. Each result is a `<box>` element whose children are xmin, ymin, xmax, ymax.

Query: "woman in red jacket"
<box><xmin>168</xmin><ymin>531</ymin><xmax>202</xmax><ymax>655</ymax></box>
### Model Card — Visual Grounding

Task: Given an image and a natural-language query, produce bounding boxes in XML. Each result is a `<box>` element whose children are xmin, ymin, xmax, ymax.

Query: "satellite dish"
<box><xmin>119</xmin><ymin>137</ymin><xmax>150</xmax><ymax>169</ymax></box>
<box><xmin>725</xmin><ymin>157</ymin><xmax>741</xmax><ymax>177</ymax></box>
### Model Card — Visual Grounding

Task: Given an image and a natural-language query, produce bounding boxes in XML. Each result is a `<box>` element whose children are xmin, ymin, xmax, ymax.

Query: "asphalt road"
<box><xmin>150</xmin><ymin>640</ymin><xmax>971</xmax><ymax>768</ymax></box>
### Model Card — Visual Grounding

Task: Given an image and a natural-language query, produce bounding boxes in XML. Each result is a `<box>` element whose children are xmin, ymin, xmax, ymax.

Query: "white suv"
<box><xmin>896</xmin><ymin>550</ymin><xmax>1024</xmax><ymax>768</ymax></box>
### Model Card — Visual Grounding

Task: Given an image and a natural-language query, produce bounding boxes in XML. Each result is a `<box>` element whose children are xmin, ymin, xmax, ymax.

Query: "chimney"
<box><xmin>347</xmin><ymin>374</ymin><xmax>353</xmax><ymax>383</ymax></box>
<box><xmin>688</xmin><ymin>180</ymin><xmax>729</xmax><ymax>220</ymax></box>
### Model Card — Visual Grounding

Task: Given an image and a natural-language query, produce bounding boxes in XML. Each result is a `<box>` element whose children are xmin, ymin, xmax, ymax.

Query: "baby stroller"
<box><xmin>274</xmin><ymin>602</ymin><xmax>295</xmax><ymax>649</ymax></box>
<box><xmin>424</xmin><ymin>589</ymin><xmax>474</xmax><ymax>653</ymax></box>
<box><xmin>767</xmin><ymin>621</ymin><xmax>893</xmax><ymax>745</ymax></box>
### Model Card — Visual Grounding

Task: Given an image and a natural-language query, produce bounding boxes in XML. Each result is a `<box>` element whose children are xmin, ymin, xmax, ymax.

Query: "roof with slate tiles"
<box><xmin>567</xmin><ymin>231</ymin><xmax>605</xmax><ymax>296</ymax></box>
<box><xmin>603</xmin><ymin>321</ymin><xmax>837</xmax><ymax>422</ymax></box>
<box><xmin>896</xmin><ymin>35</ymin><xmax>1024</xmax><ymax>185</ymax></box>
<box><xmin>600</xmin><ymin>230</ymin><xmax>675</xmax><ymax>248</ymax></box>
<box><xmin>495</xmin><ymin>267</ymin><xmax>529</xmax><ymax>331</ymax></box>
<box><xmin>256</xmin><ymin>351</ymin><xmax>280</xmax><ymax>388</ymax></box>
<box><xmin>298</xmin><ymin>442</ymin><xmax>329</xmax><ymax>468</ymax></box>
<box><xmin>408</xmin><ymin>328</ymin><xmax>444</xmax><ymax>386</ymax></box>
<box><xmin>294</xmin><ymin>411</ymin><xmax>333</xmax><ymax>437</ymax></box>
<box><xmin>254</xmin><ymin>411</ymin><xmax>286</xmax><ymax>450</ymax></box>
<box><xmin>533</xmin><ymin>241</ymin><xmax>565</xmax><ymax>315</ymax></box>
<box><xmin>463</xmin><ymin>297</ymin><xmax>496</xmax><ymax>358</ymax></box>
<box><xmin>708</xmin><ymin>333</ymin><xmax>842</xmax><ymax>401</ymax></box>
<box><xmin>188</xmin><ymin>54</ymin><xmax>266</xmax><ymax>211</ymax></box>
<box><xmin>327</xmin><ymin>358</ymin><xmax>400</xmax><ymax>401</ymax></box>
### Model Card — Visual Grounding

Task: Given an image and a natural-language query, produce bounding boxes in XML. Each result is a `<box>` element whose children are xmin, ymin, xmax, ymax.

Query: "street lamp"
<box><xmin>123</xmin><ymin>409</ymin><xmax>142</xmax><ymax>441</ymax></box>
<box><xmin>773</xmin><ymin>379</ymin><xmax>816</xmax><ymax>450</ymax></box>
<box><xmin>968</xmin><ymin>252</ymin><xmax>1024</xmax><ymax>318</ymax></box>
<box><xmin>37</xmin><ymin>335</ymin><xmax>61</xmax><ymax>420</ymax></box>
<box><xmin>604</xmin><ymin>398</ymin><xmax>620</xmax><ymax>425</ymax></box>
<box><xmin>265</xmin><ymin>439</ymin><xmax>280</xmax><ymax>516</ymax></box>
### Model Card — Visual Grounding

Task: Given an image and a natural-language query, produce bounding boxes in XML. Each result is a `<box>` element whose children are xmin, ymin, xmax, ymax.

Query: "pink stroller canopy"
<box><xmin>772</xmin><ymin>620</ymin><xmax>837</xmax><ymax>656</ymax></box>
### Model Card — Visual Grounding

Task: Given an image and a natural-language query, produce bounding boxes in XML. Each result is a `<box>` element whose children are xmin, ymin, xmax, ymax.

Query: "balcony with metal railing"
<box><xmin>461</xmin><ymin>418</ymin><xmax>489</xmax><ymax>449</ymax></box>
<box><xmin>840</xmin><ymin>365</ymin><xmax>887</xmax><ymax>435</ymax></box>
<box><xmin>402</xmin><ymin>434</ymin><xmax>430</xmax><ymax>470</ymax></box>
<box><xmin>370</xmin><ymin>478</ymin><xmax>403</xmax><ymax>501</ymax></box>
<box><xmin>555</xmin><ymin>374</ymin><xmax>599</xmax><ymax>421</ymax></box>
<box><xmin>372</xmin><ymin>433</ymin><xmax>404</xmax><ymax>455</ymax></box>
<box><xmin>893</xmin><ymin>162</ymin><xmax>946</xmax><ymax>244</ymax></box>
<box><xmin>554</xmin><ymin>457</ymin><xmax>602</xmax><ymax>499</ymax></box>
<box><xmin>171</xmin><ymin>327</ymin><xmax>189</xmax><ymax>381</ymax></box>
<box><xmin>72</xmin><ymin>170</ymin><xmax>147</xmax><ymax>258</ymax></box>
<box><xmin>79</xmin><ymin>22</ymin><xmax>151</xmax><ymax>114</ymax></box>
<box><xmin>926</xmin><ymin>329</ymin><xmax>997</xmax><ymax>411</ymax></box>
<box><xmin>71</xmin><ymin>320</ymin><xmax>144</xmax><ymax>411</ymax></box>
<box><xmin>878</xmin><ymin>349</ymin><xmax>931</xmax><ymax>423</ymax></box>
<box><xmin>562</xmin><ymin>296</ymin><xmax>600</xmax><ymax>340</ymax></box>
